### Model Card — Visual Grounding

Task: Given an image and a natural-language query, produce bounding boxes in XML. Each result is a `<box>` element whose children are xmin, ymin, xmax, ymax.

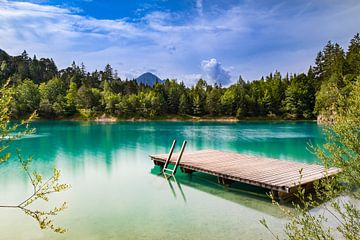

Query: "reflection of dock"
<box><xmin>150</xmin><ymin>149</ymin><xmax>341</xmax><ymax>201</ymax></box>
<box><xmin>150</xmin><ymin>169</ymin><xmax>287</xmax><ymax>218</ymax></box>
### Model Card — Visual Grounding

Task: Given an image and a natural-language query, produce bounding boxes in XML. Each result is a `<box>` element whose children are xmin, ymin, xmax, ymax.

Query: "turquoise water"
<box><xmin>0</xmin><ymin>121</ymin><xmax>324</xmax><ymax>239</ymax></box>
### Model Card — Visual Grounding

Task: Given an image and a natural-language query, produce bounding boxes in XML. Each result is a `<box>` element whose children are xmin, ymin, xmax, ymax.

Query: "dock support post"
<box><xmin>180</xmin><ymin>167</ymin><xmax>194</xmax><ymax>174</ymax></box>
<box><xmin>217</xmin><ymin>177</ymin><xmax>234</xmax><ymax>186</ymax></box>
<box><xmin>270</xmin><ymin>190</ymin><xmax>294</xmax><ymax>203</ymax></box>
<box><xmin>270</xmin><ymin>190</ymin><xmax>280</xmax><ymax>201</ymax></box>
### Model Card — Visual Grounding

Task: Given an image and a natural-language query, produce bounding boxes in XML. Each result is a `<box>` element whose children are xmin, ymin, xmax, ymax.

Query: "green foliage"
<box><xmin>314</xmin><ymin>80</ymin><xmax>342</xmax><ymax>121</ymax></box>
<box><xmin>261</xmin><ymin>76</ymin><xmax>360</xmax><ymax>240</ymax></box>
<box><xmin>39</xmin><ymin>77</ymin><xmax>67</xmax><ymax>117</ymax></box>
<box><xmin>164</xmin><ymin>80</ymin><xmax>183</xmax><ymax>114</ymax></box>
<box><xmin>137</xmin><ymin>91</ymin><xmax>163</xmax><ymax>118</ymax></box>
<box><xmin>192</xmin><ymin>94</ymin><xmax>203</xmax><ymax>116</ymax></box>
<box><xmin>179</xmin><ymin>93</ymin><xmax>191</xmax><ymax>115</ymax></box>
<box><xmin>0</xmin><ymin>51</ymin><xmax>57</xmax><ymax>84</ymax></box>
<box><xmin>0</xmin><ymin>81</ymin><xmax>69</xmax><ymax>233</ymax></box>
<box><xmin>314</xmin><ymin>41</ymin><xmax>346</xmax><ymax>85</ymax></box>
<box><xmin>220</xmin><ymin>86</ymin><xmax>237</xmax><ymax>116</ymax></box>
<box><xmin>191</xmin><ymin>79</ymin><xmax>207</xmax><ymax>116</ymax></box>
<box><xmin>206</xmin><ymin>87</ymin><xmax>222</xmax><ymax>116</ymax></box>
<box><xmin>76</xmin><ymin>86</ymin><xmax>101</xmax><ymax>113</ymax></box>
<box><xmin>317</xmin><ymin>76</ymin><xmax>360</xmax><ymax>189</ymax></box>
<box><xmin>236</xmin><ymin>107</ymin><xmax>244</xmax><ymax>119</ymax></box>
<box><xmin>65</xmin><ymin>81</ymin><xmax>78</xmax><ymax>115</ymax></box>
<box><xmin>283</xmin><ymin>74</ymin><xmax>314</xmax><ymax>119</ymax></box>
<box><xmin>314</xmin><ymin>33</ymin><xmax>360</xmax><ymax>121</ymax></box>
<box><xmin>0</xmin><ymin>81</ymin><xmax>16</xmax><ymax>164</ymax></box>
<box><xmin>15</xmin><ymin>152</ymin><xmax>70</xmax><ymax>233</ymax></box>
<box><xmin>13</xmin><ymin>79</ymin><xmax>40</xmax><ymax>117</ymax></box>
<box><xmin>345</xmin><ymin>33</ymin><xmax>360</xmax><ymax>76</ymax></box>
<box><xmin>0</xmin><ymin>81</ymin><xmax>34</xmax><ymax>163</ymax></box>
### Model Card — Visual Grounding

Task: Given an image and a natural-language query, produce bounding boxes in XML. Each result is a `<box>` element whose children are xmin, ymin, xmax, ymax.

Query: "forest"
<box><xmin>1</xmin><ymin>33</ymin><xmax>359</xmax><ymax>120</ymax></box>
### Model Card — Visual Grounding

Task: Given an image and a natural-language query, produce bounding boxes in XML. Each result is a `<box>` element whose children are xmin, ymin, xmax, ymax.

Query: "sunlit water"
<box><xmin>0</xmin><ymin>121</ymin><xmax>324</xmax><ymax>239</ymax></box>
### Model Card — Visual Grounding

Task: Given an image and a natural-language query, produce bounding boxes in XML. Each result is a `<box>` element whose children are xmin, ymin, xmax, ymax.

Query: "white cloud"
<box><xmin>0</xmin><ymin>0</ymin><xmax>360</xmax><ymax>85</ymax></box>
<box><xmin>201</xmin><ymin>58</ymin><xmax>231</xmax><ymax>86</ymax></box>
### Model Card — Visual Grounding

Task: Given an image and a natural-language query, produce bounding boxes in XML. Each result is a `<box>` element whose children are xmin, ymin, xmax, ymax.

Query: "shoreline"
<box><xmin>29</xmin><ymin>114</ymin><xmax>317</xmax><ymax>123</ymax></box>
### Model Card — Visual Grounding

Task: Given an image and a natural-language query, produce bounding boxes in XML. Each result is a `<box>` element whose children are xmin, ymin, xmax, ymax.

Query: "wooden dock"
<box><xmin>150</xmin><ymin>149</ymin><xmax>341</xmax><ymax>201</ymax></box>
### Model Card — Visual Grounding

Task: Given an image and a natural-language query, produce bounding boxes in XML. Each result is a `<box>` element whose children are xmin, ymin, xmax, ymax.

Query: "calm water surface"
<box><xmin>0</xmin><ymin>121</ymin><xmax>324</xmax><ymax>239</ymax></box>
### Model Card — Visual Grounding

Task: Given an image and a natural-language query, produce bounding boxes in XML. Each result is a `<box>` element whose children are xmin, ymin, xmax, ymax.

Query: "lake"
<box><xmin>0</xmin><ymin>121</ymin><xmax>324</xmax><ymax>239</ymax></box>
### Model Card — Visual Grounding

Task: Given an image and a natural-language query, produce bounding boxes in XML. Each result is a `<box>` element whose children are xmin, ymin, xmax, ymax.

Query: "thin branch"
<box><xmin>17</xmin><ymin>175</ymin><xmax>55</xmax><ymax>207</ymax></box>
<box><xmin>0</xmin><ymin>205</ymin><xmax>18</xmax><ymax>208</ymax></box>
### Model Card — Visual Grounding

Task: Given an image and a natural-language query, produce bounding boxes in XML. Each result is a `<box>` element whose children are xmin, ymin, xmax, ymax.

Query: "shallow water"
<box><xmin>0</xmin><ymin>121</ymin><xmax>324</xmax><ymax>239</ymax></box>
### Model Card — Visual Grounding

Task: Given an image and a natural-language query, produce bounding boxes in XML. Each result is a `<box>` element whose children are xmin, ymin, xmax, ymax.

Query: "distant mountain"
<box><xmin>136</xmin><ymin>72</ymin><xmax>163</xmax><ymax>86</ymax></box>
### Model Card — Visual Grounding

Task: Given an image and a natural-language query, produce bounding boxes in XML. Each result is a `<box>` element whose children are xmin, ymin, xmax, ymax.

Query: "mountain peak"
<box><xmin>136</xmin><ymin>72</ymin><xmax>163</xmax><ymax>86</ymax></box>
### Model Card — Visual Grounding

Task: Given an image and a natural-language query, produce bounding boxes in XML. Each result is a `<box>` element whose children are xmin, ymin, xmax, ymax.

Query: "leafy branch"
<box><xmin>0</xmin><ymin>151</ymin><xmax>70</xmax><ymax>233</ymax></box>
<box><xmin>0</xmin><ymin>81</ymin><xmax>70</xmax><ymax>233</ymax></box>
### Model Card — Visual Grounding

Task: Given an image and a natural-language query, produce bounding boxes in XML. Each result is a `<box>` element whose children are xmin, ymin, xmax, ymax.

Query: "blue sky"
<box><xmin>1</xmin><ymin>0</ymin><xmax>359</xmax><ymax>85</ymax></box>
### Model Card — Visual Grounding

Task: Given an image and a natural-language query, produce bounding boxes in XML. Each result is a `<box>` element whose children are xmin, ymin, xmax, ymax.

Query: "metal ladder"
<box><xmin>162</xmin><ymin>140</ymin><xmax>187</xmax><ymax>177</ymax></box>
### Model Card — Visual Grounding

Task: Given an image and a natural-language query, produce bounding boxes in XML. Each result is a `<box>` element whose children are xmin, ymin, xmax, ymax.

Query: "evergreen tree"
<box><xmin>314</xmin><ymin>41</ymin><xmax>345</xmax><ymax>86</ymax></box>
<box><xmin>206</xmin><ymin>87</ymin><xmax>222</xmax><ymax>116</ymax></box>
<box><xmin>220</xmin><ymin>86</ymin><xmax>237</xmax><ymax>116</ymax></box>
<box><xmin>345</xmin><ymin>33</ymin><xmax>360</xmax><ymax>75</ymax></box>
<box><xmin>179</xmin><ymin>93</ymin><xmax>191</xmax><ymax>115</ymax></box>
<box><xmin>164</xmin><ymin>80</ymin><xmax>182</xmax><ymax>114</ymax></box>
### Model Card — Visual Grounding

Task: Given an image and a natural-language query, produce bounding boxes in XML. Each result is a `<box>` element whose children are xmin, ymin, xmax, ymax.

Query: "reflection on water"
<box><xmin>0</xmin><ymin>121</ymin><xmax>323</xmax><ymax>239</ymax></box>
<box><xmin>150</xmin><ymin>167</ymin><xmax>291</xmax><ymax>218</ymax></box>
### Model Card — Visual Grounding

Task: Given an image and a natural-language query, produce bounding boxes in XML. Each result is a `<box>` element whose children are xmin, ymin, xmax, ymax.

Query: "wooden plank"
<box><xmin>259</xmin><ymin>168</ymin><xmax>326</xmax><ymax>184</ymax></box>
<box><xmin>281</xmin><ymin>168</ymin><xmax>341</xmax><ymax>187</ymax></box>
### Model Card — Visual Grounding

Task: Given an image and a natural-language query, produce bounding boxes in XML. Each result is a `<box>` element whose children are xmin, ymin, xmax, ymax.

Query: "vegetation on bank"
<box><xmin>261</xmin><ymin>61</ymin><xmax>360</xmax><ymax>239</ymax></box>
<box><xmin>1</xmin><ymin>34</ymin><xmax>359</xmax><ymax>121</ymax></box>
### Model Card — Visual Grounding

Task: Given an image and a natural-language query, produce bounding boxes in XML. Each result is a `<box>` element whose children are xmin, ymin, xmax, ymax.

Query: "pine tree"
<box><xmin>314</xmin><ymin>41</ymin><xmax>345</xmax><ymax>85</ymax></box>
<box><xmin>345</xmin><ymin>33</ymin><xmax>360</xmax><ymax>75</ymax></box>
<box><xmin>179</xmin><ymin>93</ymin><xmax>190</xmax><ymax>115</ymax></box>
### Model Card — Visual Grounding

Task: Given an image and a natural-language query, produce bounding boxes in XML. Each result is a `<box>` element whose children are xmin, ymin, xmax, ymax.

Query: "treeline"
<box><xmin>1</xmin><ymin>33</ymin><xmax>359</xmax><ymax>120</ymax></box>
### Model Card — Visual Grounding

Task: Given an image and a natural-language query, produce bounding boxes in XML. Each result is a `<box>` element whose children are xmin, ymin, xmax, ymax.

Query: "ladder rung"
<box><xmin>163</xmin><ymin>168</ymin><xmax>174</xmax><ymax>173</ymax></box>
<box><xmin>162</xmin><ymin>140</ymin><xmax>187</xmax><ymax>177</ymax></box>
